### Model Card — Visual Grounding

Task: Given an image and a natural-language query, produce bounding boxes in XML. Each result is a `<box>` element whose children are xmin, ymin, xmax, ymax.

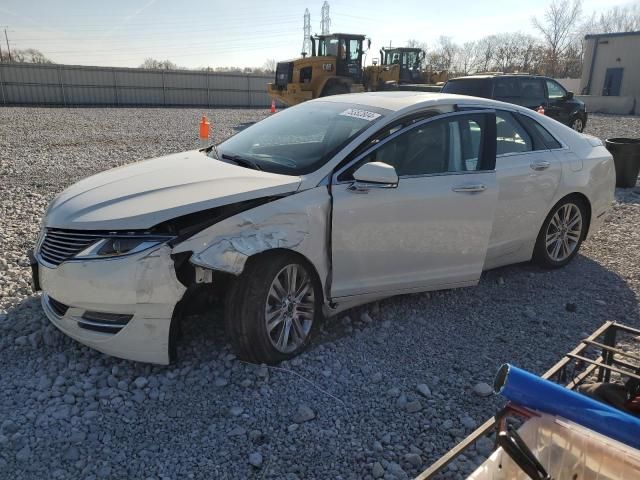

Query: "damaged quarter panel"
<box><xmin>173</xmin><ymin>187</ymin><xmax>331</xmax><ymax>295</ymax></box>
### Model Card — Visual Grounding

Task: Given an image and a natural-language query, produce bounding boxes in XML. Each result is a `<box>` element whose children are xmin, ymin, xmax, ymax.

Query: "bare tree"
<box><xmin>263</xmin><ymin>58</ymin><xmax>277</xmax><ymax>73</ymax></box>
<box><xmin>139</xmin><ymin>58</ymin><xmax>180</xmax><ymax>70</ymax></box>
<box><xmin>532</xmin><ymin>0</ymin><xmax>583</xmax><ymax>76</ymax></box>
<box><xmin>596</xmin><ymin>4</ymin><xmax>640</xmax><ymax>32</ymax></box>
<box><xmin>1</xmin><ymin>48</ymin><xmax>53</xmax><ymax>64</ymax></box>
<box><xmin>456</xmin><ymin>41</ymin><xmax>477</xmax><ymax>75</ymax></box>
<box><xmin>429</xmin><ymin>36</ymin><xmax>459</xmax><ymax>71</ymax></box>
<box><xmin>474</xmin><ymin>35</ymin><xmax>498</xmax><ymax>72</ymax></box>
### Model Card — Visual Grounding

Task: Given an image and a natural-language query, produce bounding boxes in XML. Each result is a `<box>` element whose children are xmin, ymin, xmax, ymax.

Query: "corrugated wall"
<box><xmin>0</xmin><ymin>63</ymin><xmax>274</xmax><ymax>107</ymax></box>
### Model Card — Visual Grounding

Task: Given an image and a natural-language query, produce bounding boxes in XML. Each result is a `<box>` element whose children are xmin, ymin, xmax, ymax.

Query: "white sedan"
<box><xmin>31</xmin><ymin>92</ymin><xmax>615</xmax><ymax>365</ymax></box>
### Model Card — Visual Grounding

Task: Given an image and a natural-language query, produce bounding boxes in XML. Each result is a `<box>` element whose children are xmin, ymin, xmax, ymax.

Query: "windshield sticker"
<box><xmin>339</xmin><ymin>108</ymin><xmax>381</xmax><ymax>121</ymax></box>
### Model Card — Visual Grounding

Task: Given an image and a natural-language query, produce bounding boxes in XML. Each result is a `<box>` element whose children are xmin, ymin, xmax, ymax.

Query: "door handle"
<box><xmin>451</xmin><ymin>184</ymin><xmax>487</xmax><ymax>193</ymax></box>
<box><xmin>530</xmin><ymin>160</ymin><xmax>551</xmax><ymax>171</ymax></box>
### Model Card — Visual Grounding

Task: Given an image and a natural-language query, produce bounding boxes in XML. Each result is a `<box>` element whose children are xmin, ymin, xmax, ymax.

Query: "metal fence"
<box><xmin>0</xmin><ymin>63</ymin><xmax>274</xmax><ymax>107</ymax></box>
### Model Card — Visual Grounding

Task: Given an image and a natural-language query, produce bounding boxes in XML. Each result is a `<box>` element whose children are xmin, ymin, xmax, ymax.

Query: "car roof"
<box><xmin>311</xmin><ymin>91</ymin><xmax>506</xmax><ymax>113</ymax></box>
<box><xmin>448</xmin><ymin>74</ymin><xmax>548</xmax><ymax>81</ymax></box>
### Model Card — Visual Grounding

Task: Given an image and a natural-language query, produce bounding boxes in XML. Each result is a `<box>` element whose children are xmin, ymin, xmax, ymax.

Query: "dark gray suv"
<box><xmin>441</xmin><ymin>74</ymin><xmax>587</xmax><ymax>132</ymax></box>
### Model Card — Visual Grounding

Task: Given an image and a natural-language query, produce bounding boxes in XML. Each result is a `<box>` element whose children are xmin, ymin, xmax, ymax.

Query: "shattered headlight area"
<box><xmin>76</xmin><ymin>236</ymin><xmax>174</xmax><ymax>259</ymax></box>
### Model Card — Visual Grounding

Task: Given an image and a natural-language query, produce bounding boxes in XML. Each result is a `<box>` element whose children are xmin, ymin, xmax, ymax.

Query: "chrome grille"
<box><xmin>39</xmin><ymin>229</ymin><xmax>101</xmax><ymax>266</ymax></box>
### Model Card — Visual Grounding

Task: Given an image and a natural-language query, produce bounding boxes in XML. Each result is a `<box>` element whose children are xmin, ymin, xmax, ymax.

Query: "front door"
<box><xmin>336</xmin><ymin>37</ymin><xmax>363</xmax><ymax>82</ymax></box>
<box><xmin>603</xmin><ymin>68</ymin><xmax>623</xmax><ymax>96</ymax></box>
<box><xmin>330</xmin><ymin>111</ymin><xmax>498</xmax><ymax>299</ymax></box>
<box><xmin>544</xmin><ymin>78</ymin><xmax>571</xmax><ymax>125</ymax></box>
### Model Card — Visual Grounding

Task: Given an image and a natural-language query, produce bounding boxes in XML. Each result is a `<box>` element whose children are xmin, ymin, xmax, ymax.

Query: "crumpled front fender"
<box><xmin>172</xmin><ymin>187</ymin><xmax>331</xmax><ymax>293</ymax></box>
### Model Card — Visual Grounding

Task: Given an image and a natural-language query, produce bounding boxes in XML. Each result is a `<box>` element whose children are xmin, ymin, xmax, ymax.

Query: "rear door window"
<box><xmin>496</xmin><ymin>111</ymin><xmax>532</xmax><ymax>155</ymax></box>
<box><xmin>517</xmin><ymin>78</ymin><xmax>545</xmax><ymax>104</ymax></box>
<box><xmin>441</xmin><ymin>79</ymin><xmax>492</xmax><ymax>98</ymax></box>
<box><xmin>493</xmin><ymin>77</ymin><xmax>520</xmax><ymax>103</ymax></box>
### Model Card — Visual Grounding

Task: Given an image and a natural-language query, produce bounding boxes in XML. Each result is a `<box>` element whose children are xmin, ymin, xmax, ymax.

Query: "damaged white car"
<box><xmin>31</xmin><ymin>92</ymin><xmax>615</xmax><ymax>364</ymax></box>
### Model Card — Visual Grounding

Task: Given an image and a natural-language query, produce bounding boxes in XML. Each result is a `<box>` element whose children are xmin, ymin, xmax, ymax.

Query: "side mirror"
<box><xmin>565</xmin><ymin>91</ymin><xmax>574</xmax><ymax>99</ymax></box>
<box><xmin>349</xmin><ymin>162</ymin><xmax>398</xmax><ymax>193</ymax></box>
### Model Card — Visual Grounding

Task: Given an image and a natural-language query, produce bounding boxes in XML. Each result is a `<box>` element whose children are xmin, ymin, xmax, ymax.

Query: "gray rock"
<box><xmin>230</xmin><ymin>406</ymin><xmax>244</xmax><ymax>417</ymax></box>
<box><xmin>133</xmin><ymin>377</ymin><xmax>148</xmax><ymax>389</ymax></box>
<box><xmin>406</xmin><ymin>400</ymin><xmax>422</xmax><ymax>413</ymax></box>
<box><xmin>473</xmin><ymin>382</ymin><xmax>494</xmax><ymax>397</ymax></box>
<box><xmin>14</xmin><ymin>335</ymin><xmax>28</xmax><ymax>346</ymax></box>
<box><xmin>404</xmin><ymin>453</ymin><xmax>422</xmax><ymax>468</ymax></box>
<box><xmin>248</xmin><ymin>452</ymin><xmax>263</xmax><ymax>468</ymax></box>
<box><xmin>442</xmin><ymin>419</ymin><xmax>454</xmax><ymax>430</ymax></box>
<box><xmin>476</xmin><ymin>437</ymin><xmax>494</xmax><ymax>456</ymax></box>
<box><xmin>372</xmin><ymin>462</ymin><xmax>385</xmax><ymax>478</ymax></box>
<box><xmin>461</xmin><ymin>416</ymin><xmax>476</xmax><ymax>429</ymax></box>
<box><xmin>416</xmin><ymin>383</ymin><xmax>432</xmax><ymax>398</ymax></box>
<box><xmin>293</xmin><ymin>405</ymin><xmax>315</xmax><ymax>423</ymax></box>
<box><xmin>1</xmin><ymin>420</ymin><xmax>19</xmax><ymax>434</ymax></box>
<box><xmin>63</xmin><ymin>446</ymin><xmax>80</xmax><ymax>461</ymax></box>
<box><xmin>227</xmin><ymin>426</ymin><xmax>247</xmax><ymax>437</ymax></box>
<box><xmin>371</xmin><ymin>372</ymin><xmax>383</xmax><ymax>383</ymax></box>
<box><xmin>15</xmin><ymin>445</ymin><xmax>31</xmax><ymax>462</ymax></box>
<box><xmin>360</xmin><ymin>312</ymin><xmax>373</xmax><ymax>324</ymax></box>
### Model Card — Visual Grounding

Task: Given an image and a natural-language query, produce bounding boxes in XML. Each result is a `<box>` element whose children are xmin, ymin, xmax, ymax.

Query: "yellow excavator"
<box><xmin>267</xmin><ymin>36</ymin><xmax>446</xmax><ymax>106</ymax></box>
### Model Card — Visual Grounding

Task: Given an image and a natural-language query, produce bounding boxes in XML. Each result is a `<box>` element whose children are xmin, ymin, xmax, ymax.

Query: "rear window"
<box><xmin>441</xmin><ymin>79</ymin><xmax>492</xmax><ymax>98</ymax></box>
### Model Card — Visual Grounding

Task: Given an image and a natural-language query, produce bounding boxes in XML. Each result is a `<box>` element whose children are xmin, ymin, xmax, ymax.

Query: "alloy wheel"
<box><xmin>545</xmin><ymin>203</ymin><xmax>583</xmax><ymax>262</ymax></box>
<box><xmin>572</xmin><ymin>118</ymin><xmax>584</xmax><ymax>132</ymax></box>
<box><xmin>265</xmin><ymin>264</ymin><xmax>315</xmax><ymax>353</ymax></box>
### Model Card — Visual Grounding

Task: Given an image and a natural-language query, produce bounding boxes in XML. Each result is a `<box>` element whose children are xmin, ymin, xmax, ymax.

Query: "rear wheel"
<box><xmin>533</xmin><ymin>197</ymin><xmax>587</xmax><ymax>269</ymax></box>
<box><xmin>225</xmin><ymin>252</ymin><xmax>320</xmax><ymax>364</ymax></box>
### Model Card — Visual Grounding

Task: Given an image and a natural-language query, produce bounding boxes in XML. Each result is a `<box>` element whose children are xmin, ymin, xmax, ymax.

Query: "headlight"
<box><xmin>75</xmin><ymin>236</ymin><xmax>173</xmax><ymax>259</ymax></box>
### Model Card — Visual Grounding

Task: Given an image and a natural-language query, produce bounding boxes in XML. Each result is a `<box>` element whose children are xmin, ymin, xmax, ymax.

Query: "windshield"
<box><xmin>404</xmin><ymin>51</ymin><xmax>420</xmax><ymax>67</ymax></box>
<box><xmin>214</xmin><ymin>101</ymin><xmax>388</xmax><ymax>175</ymax></box>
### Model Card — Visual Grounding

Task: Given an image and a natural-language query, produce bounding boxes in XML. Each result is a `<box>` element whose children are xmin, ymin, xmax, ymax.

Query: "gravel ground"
<box><xmin>0</xmin><ymin>108</ymin><xmax>639</xmax><ymax>480</ymax></box>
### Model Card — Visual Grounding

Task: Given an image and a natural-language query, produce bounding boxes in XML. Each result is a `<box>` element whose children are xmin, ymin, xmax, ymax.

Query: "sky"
<box><xmin>0</xmin><ymin>0</ymin><xmax>633</xmax><ymax>69</ymax></box>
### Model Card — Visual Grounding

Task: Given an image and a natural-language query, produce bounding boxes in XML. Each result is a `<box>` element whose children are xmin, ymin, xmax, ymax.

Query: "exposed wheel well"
<box><xmin>244</xmin><ymin>248</ymin><xmax>326</xmax><ymax>303</ymax></box>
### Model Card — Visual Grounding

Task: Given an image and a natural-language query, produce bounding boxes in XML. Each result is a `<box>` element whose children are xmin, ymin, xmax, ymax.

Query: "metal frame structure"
<box><xmin>417</xmin><ymin>321</ymin><xmax>640</xmax><ymax>479</ymax></box>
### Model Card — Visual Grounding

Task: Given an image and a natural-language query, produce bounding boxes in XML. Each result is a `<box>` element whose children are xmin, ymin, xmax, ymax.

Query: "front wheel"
<box><xmin>533</xmin><ymin>197</ymin><xmax>587</xmax><ymax>269</ymax></box>
<box><xmin>570</xmin><ymin>115</ymin><xmax>585</xmax><ymax>132</ymax></box>
<box><xmin>225</xmin><ymin>252</ymin><xmax>320</xmax><ymax>364</ymax></box>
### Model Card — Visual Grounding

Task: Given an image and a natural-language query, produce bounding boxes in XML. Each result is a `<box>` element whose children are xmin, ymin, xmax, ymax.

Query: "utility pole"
<box><xmin>301</xmin><ymin>8</ymin><xmax>311</xmax><ymax>57</ymax></box>
<box><xmin>4</xmin><ymin>28</ymin><xmax>11</xmax><ymax>62</ymax></box>
<box><xmin>320</xmin><ymin>1</ymin><xmax>331</xmax><ymax>35</ymax></box>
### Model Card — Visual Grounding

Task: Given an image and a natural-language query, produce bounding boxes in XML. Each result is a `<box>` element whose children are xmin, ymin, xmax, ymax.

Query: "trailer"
<box><xmin>418</xmin><ymin>321</ymin><xmax>640</xmax><ymax>479</ymax></box>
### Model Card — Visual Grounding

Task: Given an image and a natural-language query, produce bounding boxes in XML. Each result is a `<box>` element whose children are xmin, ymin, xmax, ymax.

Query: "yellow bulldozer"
<box><xmin>364</xmin><ymin>47</ymin><xmax>448</xmax><ymax>91</ymax></box>
<box><xmin>267</xmin><ymin>33</ymin><xmax>369</xmax><ymax>107</ymax></box>
<box><xmin>267</xmin><ymin>36</ymin><xmax>447</xmax><ymax>106</ymax></box>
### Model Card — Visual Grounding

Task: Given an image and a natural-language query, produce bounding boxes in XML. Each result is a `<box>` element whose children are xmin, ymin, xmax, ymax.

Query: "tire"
<box><xmin>570</xmin><ymin>115</ymin><xmax>585</xmax><ymax>133</ymax></box>
<box><xmin>533</xmin><ymin>196</ymin><xmax>587</xmax><ymax>269</ymax></box>
<box><xmin>321</xmin><ymin>82</ymin><xmax>349</xmax><ymax>97</ymax></box>
<box><xmin>224</xmin><ymin>252</ymin><xmax>321</xmax><ymax>364</ymax></box>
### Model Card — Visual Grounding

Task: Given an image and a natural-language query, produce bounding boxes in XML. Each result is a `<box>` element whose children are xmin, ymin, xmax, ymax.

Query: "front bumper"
<box><xmin>35</xmin><ymin>245</ymin><xmax>186</xmax><ymax>364</ymax></box>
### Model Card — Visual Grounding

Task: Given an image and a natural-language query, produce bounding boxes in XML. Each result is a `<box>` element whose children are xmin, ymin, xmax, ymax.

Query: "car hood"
<box><xmin>45</xmin><ymin>150</ymin><xmax>302</xmax><ymax>230</ymax></box>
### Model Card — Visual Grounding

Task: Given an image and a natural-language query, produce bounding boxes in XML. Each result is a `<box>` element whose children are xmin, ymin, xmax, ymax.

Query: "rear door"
<box><xmin>330</xmin><ymin>111</ymin><xmax>499</xmax><ymax>298</ymax></box>
<box><xmin>487</xmin><ymin>110</ymin><xmax>562</xmax><ymax>260</ymax></box>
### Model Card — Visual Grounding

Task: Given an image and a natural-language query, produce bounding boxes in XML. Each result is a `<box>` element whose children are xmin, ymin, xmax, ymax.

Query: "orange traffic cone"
<box><xmin>270</xmin><ymin>99</ymin><xmax>276</xmax><ymax>113</ymax></box>
<box><xmin>199</xmin><ymin>115</ymin><xmax>210</xmax><ymax>139</ymax></box>
<box><xmin>536</xmin><ymin>105</ymin><xmax>545</xmax><ymax>115</ymax></box>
